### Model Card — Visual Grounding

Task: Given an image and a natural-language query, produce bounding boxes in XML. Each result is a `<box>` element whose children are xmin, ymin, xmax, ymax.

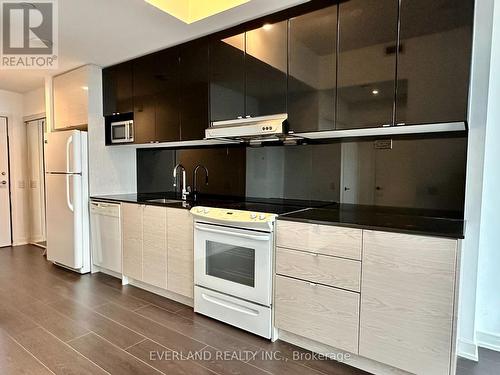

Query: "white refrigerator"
<box><xmin>45</xmin><ymin>130</ymin><xmax>90</xmax><ymax>273</ymax></box>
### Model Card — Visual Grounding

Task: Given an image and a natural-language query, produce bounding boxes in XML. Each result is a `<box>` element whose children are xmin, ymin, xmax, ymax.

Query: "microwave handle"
<box><xmin>194</xmin><ymin>223</ymin><xmax>270</xmax><ymax>241</ymax></box>
<box><xmin>125</xmin><ymin>122</ymin><xmax>130</xmax><ymax>140</ymax></box>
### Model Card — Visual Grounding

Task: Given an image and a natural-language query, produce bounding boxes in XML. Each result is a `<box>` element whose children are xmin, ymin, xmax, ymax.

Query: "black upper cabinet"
<box><xmin>155</xmin><ymin>48</ymin><xmax>181</xmax><ymax>142</ymax></box>
<box><xmin>133</xmin><ymin>49</ymin><xmax>180</xmax><ymax>144</ymax></box>
<box><xmin>210</xmin><ymin>21</ymin><xmax>287</xmax><ymax>122</ymax></box>
<box><xmin>336</xmin><ymin>0</ymin><xmax>399</xmax><ymax>130</ymax></box>
<box><xmin>210</xmin><ymin>33</ymin><xmax>246</xmax><ymax>122</ymax></box>
<box><xmin>396</xmin><ymin>0</ymin><xmax>474</xmax><ymax>125</ymax></box>
<box><xmin>103</xmin><ymin>62</ymin><xmax>133</xmax><ymax>116</ymax></box>
<box><xmin>133</xmin><ymin>54</ymin><xmax>157</xmax><ymax>143</ymax></box>
<box><xmin>245</xmin><ymin>21</ymin><xmax>287</xmax><ymax>118</ymax></box>
<box><xmin>288</xmin><ymin>5</ymin><xmax>337</xmax><ymax>133</ymax></box>
<box><xmin>180</xmin><ymin>39</ymin><xmax>210</xmax><ymax>141</ymax></box>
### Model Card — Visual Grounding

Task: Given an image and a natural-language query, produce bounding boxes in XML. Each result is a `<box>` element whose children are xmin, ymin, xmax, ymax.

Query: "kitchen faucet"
<box><xmin>173</xmin><ymin>164</ymin><xmax>190</xmax><ymax>200</ymax></box>
<box><xmin>193</xmin><ymin>165</ymin><xmax>209</xmax><ymax>201</ymax></box>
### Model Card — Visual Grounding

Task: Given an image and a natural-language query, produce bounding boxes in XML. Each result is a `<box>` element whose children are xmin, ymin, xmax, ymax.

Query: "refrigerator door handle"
<box><xmin>66</xmin><ymin>135</ymin><xmax>73</xmax><ymax>173</ymax></box>
<box><xmin>66</xmin><ymin>174</ymin><xmax>74</xmax><ymax>212</ymax></box>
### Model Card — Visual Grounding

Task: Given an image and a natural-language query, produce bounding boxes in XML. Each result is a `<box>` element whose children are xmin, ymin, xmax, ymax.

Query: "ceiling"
<box><xmin>0</xmin><ymin>0</ymin><xmax>306</xmax><ymax>93</ymax></box>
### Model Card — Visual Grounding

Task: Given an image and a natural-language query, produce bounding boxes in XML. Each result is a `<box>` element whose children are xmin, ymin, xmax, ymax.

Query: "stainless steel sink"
<box><xmin>146</xmin><ymin>198</ymin><xmax>183</xmax><ymax>204</ymax></box>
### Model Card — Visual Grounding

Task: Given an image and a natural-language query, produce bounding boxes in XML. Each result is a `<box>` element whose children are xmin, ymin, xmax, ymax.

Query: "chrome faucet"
<box><xmin>193</xmin><ymin>165</ymin><xmax>209</xmax><ymax>201</ymax></box>
<box><xmin>173</xmin><ymin>164</ymin><xmax>190</xmax><ymax>200</ymax></box>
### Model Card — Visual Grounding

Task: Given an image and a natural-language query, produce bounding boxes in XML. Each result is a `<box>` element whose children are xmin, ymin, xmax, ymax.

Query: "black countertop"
<box><xmin>279</xmin><ymin>204</ymin><xmax>464</xmax><ymax>239</ymax></box>
<box><xmin>91</xmin><ymin>193</ymin><xmax>317</xmax><ymax>215</ymax></box>
<box><xmin>91</xmin><ymin>194</ymin><xmax>464</xmax><ymax>239</ymax></box>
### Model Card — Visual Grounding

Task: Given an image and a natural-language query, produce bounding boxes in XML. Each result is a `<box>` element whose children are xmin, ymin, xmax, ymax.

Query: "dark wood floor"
<box><xmin>0</xmin><ymin>245</ymin><xmax>496</xmax><ymax>375</ymax></box>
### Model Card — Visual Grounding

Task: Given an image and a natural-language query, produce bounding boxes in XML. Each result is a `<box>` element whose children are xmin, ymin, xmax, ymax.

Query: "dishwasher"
<box><xmin>90</xmin><ymin>200</ymin><xmax>122</xmax><ymax>274</ymax></box>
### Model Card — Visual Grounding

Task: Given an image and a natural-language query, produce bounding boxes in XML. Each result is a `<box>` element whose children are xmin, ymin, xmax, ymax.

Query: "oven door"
<box><xmin>194</xmin><ymin>222</ymin><xmax>272</xmax><ymax>306</ymax></box>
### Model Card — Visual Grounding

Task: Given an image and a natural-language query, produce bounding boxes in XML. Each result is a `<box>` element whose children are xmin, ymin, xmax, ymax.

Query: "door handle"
<box><xmin>201</xmin><ymin>293</ymin><xmax>259</xmax><ymax>316</ymax></box>
<box><xmin>0</xmin><ymin>181</ymin><xmax>7</xmax><ymax>185</ymax></box>
<box><xmin>66</xmin><ymin>175</ymin><xmax>74</xmax><ymax>212</ymax></box>
<box><xmin>195</xmin><ymin>223</ymin><xmax>270</xmax><ymax>241</ymax></box>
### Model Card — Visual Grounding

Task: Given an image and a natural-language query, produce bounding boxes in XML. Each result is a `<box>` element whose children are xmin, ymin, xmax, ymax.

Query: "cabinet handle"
<box><xmin>311</xmin><ymin>252</ymin><xmax>319</xmax><ymax>257</ymax></box>
<box><xmin>309</xmin><ymin>282</ymin><xmax>317</xmax><ymax>287</ymax></box>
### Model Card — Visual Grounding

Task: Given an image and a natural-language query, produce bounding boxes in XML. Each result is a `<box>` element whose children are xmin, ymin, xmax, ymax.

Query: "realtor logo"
<box><xmin>1</xmin><ymin>0</ymin><xmax>58</xmax><ymax>69</ymax></box>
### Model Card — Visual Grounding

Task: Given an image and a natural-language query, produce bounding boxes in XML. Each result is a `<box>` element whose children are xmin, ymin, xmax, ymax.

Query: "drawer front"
<box><xmin>276</xmin><ymin>221</ymin><xmax>362</xmax><ymax>260</ymax></box>
<box><xmin>275</xmin><ymin>275</ymin><xmax>360</xmax><ymax>354</ymax></box>
<box><xmin>276</xmin><ymin>247</ymin><xmax>361</xmax><ymax>292</ymax></box>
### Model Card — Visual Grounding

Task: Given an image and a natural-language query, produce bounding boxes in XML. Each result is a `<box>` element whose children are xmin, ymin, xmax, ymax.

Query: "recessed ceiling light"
<box><xmin>263</xmin><ymin>23</ymin><xmax>273</xmax><ymax>31</ymax></box>
<box><xmin>372</xmin><ymin>89</ymin><xmax>379</xmax><ymax>95</ymax></box>
<box><xmin>145</xmin><ymin>0</ymin><xmax>251</xmax><ymax>24</ymax></box>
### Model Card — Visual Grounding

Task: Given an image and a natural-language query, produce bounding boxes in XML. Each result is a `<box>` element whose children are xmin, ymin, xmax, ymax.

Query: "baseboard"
<box><xmin>12</xmin><ymin>241</ymin><xmax>29</xmax><ymax>246</ymax></box>
<box><xmin>457</xmin><ymin>338</ymin><xmax>479</xmax><ymax>361</ymax></box>
<box><xmin>477</xmin><ymin>331</ymin><xmax>500</xmax><ymax>352</ymax></box>
<box><xmin>278</xmin><ymin>330</ymin><xmax>412</xmax><ymax>375</ymax></box>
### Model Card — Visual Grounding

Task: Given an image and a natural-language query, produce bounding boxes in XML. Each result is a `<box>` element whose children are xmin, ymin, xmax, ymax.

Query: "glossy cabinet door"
<box><xmin>396</xmin><ymin>0</ymin><xmax>474</xmax><ymax>125</ymax></box>
<box><xmin>288</xmin><ymin>6</ymin><xmax>337</xmax><ymax>133</ymax></box>
<box><xmin>133</xmin><ymin>50</ymin><xmax>181</xmax><ymax>143</ymax></box>
<box><xmin>133</xmin><ymin>54</ymin><xmax>158</xmax><ymax>144</ymax></box>
<box><xmin>155</xmin><ymin>48</ymin><xmax>181</xmax><ymax>142</ymax></box>
<box><xmin>53</xmin><ymin>66</ymin><xmax>89</xmax><ymax>130</ymax></box>
<box><xmin>102</xmin><ymin>62</ymin><xmax>134</xmax><ymax>116</ymax></box>
<box><xmin>180</xmin><ymin>39</ymin><xmax>210</xmax><ymax>140</ymax></box>
<box><xmin>245</xmin><ymin>20</ymin><xmax>287</xmax><ymax>118</ymax></box>
<box><xmin>210</xmin><ymin>33</ymin><xmax>245</xmax><ymax>122</ymax></box>
<box><xmin>121</xmin><ymin>203</ymin><xmax>143</xmax><ymax>281</ymax></box>
<box><xmin>336</xmin><ymin>0</ymin><xmax>398</xmax><ymax>130</ymax></box>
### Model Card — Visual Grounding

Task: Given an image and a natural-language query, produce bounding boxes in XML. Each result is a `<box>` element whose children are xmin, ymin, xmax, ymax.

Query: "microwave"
<box><xmin>110</xmin><ymin>120</ymin><xmax>134</xmax><ymax>144</ymax></box>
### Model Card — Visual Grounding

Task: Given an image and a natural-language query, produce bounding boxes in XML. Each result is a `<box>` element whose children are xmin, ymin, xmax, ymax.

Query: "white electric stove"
<box><xmin>191</xmin><ymin>206</ymin><xmax>278</xmax><ymax>339</ymax></box>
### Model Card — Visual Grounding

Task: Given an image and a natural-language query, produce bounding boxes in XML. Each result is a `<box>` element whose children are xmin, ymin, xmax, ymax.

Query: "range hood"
<box><xmin>205</xmin><ymin>114</ymin><xmax>290</xmax><ymax>141</ymax></box>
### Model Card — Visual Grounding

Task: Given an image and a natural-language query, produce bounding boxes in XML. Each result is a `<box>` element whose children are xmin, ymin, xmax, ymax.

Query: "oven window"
<box><xmin>206</xmin><ymin>241</ymin><xmax>255</xmax><ymax>287</ymax></box>
<box><xmin>112</xmin><ymin>125</ymin><xmax>126</xmax><ymax>140</ymax></box>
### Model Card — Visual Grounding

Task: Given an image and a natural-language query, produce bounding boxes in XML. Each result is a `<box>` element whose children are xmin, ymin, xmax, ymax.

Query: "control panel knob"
<box><xmin>250</xmin><ymin>213</ymin><xmax>257</xmax><ymax>219</ymax></box>
<box><xmin>196</xmin><ymin>207</ymin><xmax>203</xmax><ymax>213</ymax></box>
<box><xmin>203</xmin><ymin>208</ymin><xmax>210</xmax><ymax>214</ymax></box>
<box><xmin>259</xmin><ymin>214</ymin><xmax>266</xmax><ymax>220</ymax></box>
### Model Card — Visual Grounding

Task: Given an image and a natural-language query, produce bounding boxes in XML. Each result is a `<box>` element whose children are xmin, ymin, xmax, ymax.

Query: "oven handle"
<box><xmin>201</xmin><ymin>293</ymin><xmax>259</xmax><ymax>316</ymax></box>
<box><xmin>195</xmin><ymin>223</ymin><xmax>271</xmax><ymax>241</ymax></box>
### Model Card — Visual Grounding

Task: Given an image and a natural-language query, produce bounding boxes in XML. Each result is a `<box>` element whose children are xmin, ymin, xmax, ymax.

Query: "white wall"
<box><xmin>458</xmin><ymin>0</ymin><xmax>495</xmax><ymax>361</ymax></box>
<box><xmin>23</xmin><ymin>87</ymin><xmax>45</xmax><ymax>118</ymax></box>
<box><xmin>86</xmin><ymin>66</ymin><xmax>136</xmax><ymax>196</ymax></box>
<box><xmin>0</xmin><ymin>89</ymin><xmax>29</xmax><ymax>245</ymax></box>
<box><xmin>475</xmin><ymin>0</ymin><xmax>500</xmax><ymax>353</ymax></box>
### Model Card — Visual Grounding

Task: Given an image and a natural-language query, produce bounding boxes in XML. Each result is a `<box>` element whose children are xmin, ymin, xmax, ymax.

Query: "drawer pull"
<box><xmin>311</xmin><ymin>252</ymin><xmax>319</xmax><ymax>257</ymax></box>
<box><xmin>309</xmin><ymin>282</ymin><xmax>317</xmax><ymax>287</ymax></box>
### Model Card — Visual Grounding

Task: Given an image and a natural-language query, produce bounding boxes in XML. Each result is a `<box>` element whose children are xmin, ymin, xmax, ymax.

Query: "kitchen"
<box><xmin>0</xmin><ymin>0</ymin><xmax>499</xmax><ymax>374</ymax></box>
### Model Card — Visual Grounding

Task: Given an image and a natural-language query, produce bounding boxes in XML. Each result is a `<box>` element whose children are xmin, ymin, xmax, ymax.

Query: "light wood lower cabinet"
<box><xmin>276</xmin><ymin>247</ymin><xmax>361</xmax><ymax>292</ymax></box>
<box><xmin>122</xmin><ymin>203</ymin><xmax>143</xmax><ymax>281</ymax></box>
<box><xmin>276</xmin><ymin>220</ymin><xmax>362</xmax><ymax>260</ymax></box>
<box><xmin>359</xmin><ymin>230</ymin><xmax>458</xmax><ymax>375</ymax></box>
<box><xmin>167</xmin><ymin>208</ymin><xmax>194</xmax><ymax>298</ymax></box>
<box><xmin>121</xmin><ymin>203</ymin><xmax>193</xmax><ymax>298</ymax></box>
<box><xmin>275</xmin><ymin>275</ymin><xmax>360</xmax><ymax>354</ymax></box>
<box><xmin>142</xmin><ymin>205</ymin><xmax>167</xmax><ymax>288</ymax></box>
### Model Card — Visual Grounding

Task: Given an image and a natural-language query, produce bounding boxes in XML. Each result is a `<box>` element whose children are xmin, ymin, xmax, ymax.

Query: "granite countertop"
<box><xmin>91</xmin><ymin>194</ymin><xmax>465</xmax><ymax>239</ymax></box>
<box><xmin>278</xmin><ymin>204</ymin><xmax>465</xmax><ymax>239</ymax></box>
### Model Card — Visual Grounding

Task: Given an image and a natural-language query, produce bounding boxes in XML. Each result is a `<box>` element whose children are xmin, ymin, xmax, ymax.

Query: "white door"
<box><xmin>27</xmin><ymin>119</ymin><xmax>46</xmax><ymax>243</ymax></box>
<box><xmin>0</xmin><ymin>117</ymin><xmax>11</xmax><ymax>247</ymax></box>
<box><xmin>46</xmin><ymin>173</ymin><xmax>83</xmax><ymax>269</ymax></box>
<box><xmin>45</xmin><ymin>130</ymin><xmax>82</xmax><ymax>173</ymax></box>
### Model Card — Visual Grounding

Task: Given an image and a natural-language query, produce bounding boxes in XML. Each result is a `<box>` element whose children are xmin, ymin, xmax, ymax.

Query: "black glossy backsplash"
<box><xmin>137</xmin><ymin>136</ymin><xmax>467</xmax><ymax>213</ymax></box>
